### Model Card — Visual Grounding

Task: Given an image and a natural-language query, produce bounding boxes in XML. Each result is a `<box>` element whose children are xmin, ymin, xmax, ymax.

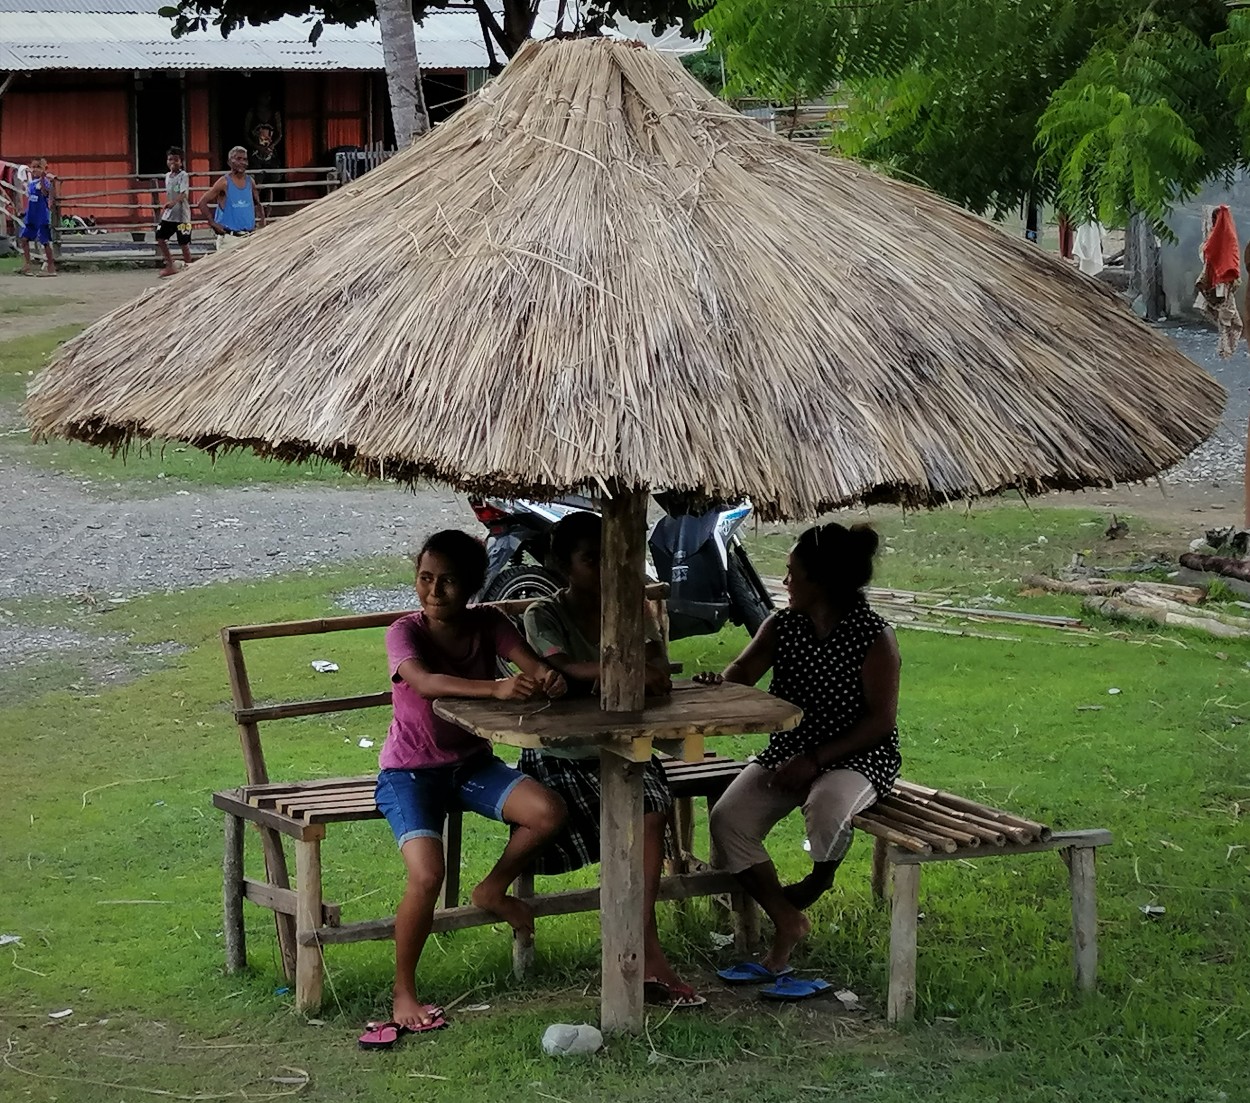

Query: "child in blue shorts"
<box><xmin>371</xmin><ymin>529</ymin><xmax>567</xmax><ymax>1040</ymax></box>
<box><xmin>20</xmin><ymin>158</ymin><xmax>56</xmax><ymax>277</ymax></box>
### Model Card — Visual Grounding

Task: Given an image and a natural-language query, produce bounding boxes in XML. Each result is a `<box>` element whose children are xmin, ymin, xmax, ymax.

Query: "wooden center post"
<box><xmin>597</xmin><ymin>486</ymin><xmax>649</xmax><ymax>1032</ymax></box>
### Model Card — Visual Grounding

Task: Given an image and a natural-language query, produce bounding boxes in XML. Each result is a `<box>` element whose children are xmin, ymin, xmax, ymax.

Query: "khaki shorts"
<box><xmin>214</xmin><ymin>232</ymin><xmax>251</xmax><ymax>252</ymax></box>
<box><xmin>709</xmin><ymin>762</ymin><xmax>878</xmax><ymax>874</ymax></box>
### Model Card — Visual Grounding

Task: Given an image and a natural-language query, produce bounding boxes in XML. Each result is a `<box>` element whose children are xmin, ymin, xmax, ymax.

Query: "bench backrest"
<box><xmin>221</xmin><ymin>584</ymin><xmax>671</xmax><ymax>786</ymax></box>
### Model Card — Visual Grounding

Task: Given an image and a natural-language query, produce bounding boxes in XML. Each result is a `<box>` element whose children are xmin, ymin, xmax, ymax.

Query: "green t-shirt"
<box><xmin>523</xmin><ymin>590</ymin><xmax>662</xmax><ymax>666</ymax></box>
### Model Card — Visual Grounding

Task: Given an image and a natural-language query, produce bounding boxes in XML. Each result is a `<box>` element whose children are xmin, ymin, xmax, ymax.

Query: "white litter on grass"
<box><xmin>708</xmin><ymin>932</ymin><xmax>734</xmax><ymax>949</ymax></box>
<box><xmin>460</xmin><ymin>1004</ymin><xmax>491</xmax><ymax>1012</ymax></box>
<box><xmin>357</xmin><ymin>738</ymin><xmax>374</xmax><ymax>749</ymax></box>
<box><xmin>834</xmin><ymin>989</ymin><xmax>861</xmax><ymax>1011</ymax></box>
<box><xmin>48</xmin><ymin>1009</ymin><xmax>73</xmax><ymax>1019</ymax></box>
<box><xmin>1108</xmin><ymin>687</ymin><xmax>1122</xmax><ymax>695</ymax></box>
<box><xmin>0</xmin><ymin>934</ymin><xmax>21</xmax><ymax>947</ymax></box>
<box><xmin>802</xmin><ymin>838</ymin><xmax>812</xmax><ymax>852</ymax></box>
<box><xmin>1139</xmin><ymin>904</ymin><xmax>1166</xmax><ymax>917</ymax></box>
<box><xmin>310</xmin><ymin>660</ymin><xmax>339</xmax><ymax>674</ymax></box>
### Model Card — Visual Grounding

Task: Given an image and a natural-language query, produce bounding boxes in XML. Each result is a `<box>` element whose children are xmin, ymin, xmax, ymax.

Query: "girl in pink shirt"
<box><xmin>369</xmin><ymin>530</ymin><xmax>567</xmax><ymax>1043</ymax></box>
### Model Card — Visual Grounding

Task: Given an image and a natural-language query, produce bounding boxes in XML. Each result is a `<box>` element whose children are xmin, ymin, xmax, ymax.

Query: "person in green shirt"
<box><xmin>520</xmin><ymin>511</ymin><xmax>703</xmax><ymax>1009</ymax></box>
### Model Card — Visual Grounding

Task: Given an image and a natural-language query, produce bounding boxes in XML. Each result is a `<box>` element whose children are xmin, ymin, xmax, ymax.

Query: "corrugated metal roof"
<box><xmin>0</xmin><ymin>6</ymin><xmax>490</xmax><ymax>71</ymax></box>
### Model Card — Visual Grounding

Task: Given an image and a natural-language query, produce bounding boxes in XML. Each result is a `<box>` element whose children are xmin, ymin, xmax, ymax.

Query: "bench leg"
<box><xmin>667</xmin><ymin>797</ymin><xmax>695</xmax><ymax>875</ymax></box>
<box><xmin>294</xmin><ymin>839</ymin><xmax>325</xmax><ymax>1013</ymax></box>
<box><xmin>1064</xmin><ymin>845</ymin><xmax>1098</xmax><ymax>993</ymax></box>
<box><xmin>731</xmin><ymin>891</ymin><xmax>761</xmax><ymax>953</ymax></box>
<box><xmin>440</xmin><ymin>809</ymin><xmax>462</xmax><ymax>910</ymax></box>
<box><xmin>223</xmin><ymin>813</ymin><xmax>246</xmax><ymax>973</ymax></box>
<box><xmin>512</xmin><ymin>869</ymin><xmax>535</xmax><ymax>979</ymax></box>
<box><xmin>887</xmin><ymin>863</ymin><xmax>920</xmax><ymax>1024</ymax></box>
<box><xmin>871</xmin><ymin>836</ymin><xmax>890</xmax><ymax>902</ymax></box>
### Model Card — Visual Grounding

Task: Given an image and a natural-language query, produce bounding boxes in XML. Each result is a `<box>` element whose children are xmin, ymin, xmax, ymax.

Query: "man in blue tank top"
<box><xmin>199</xmin><ymin>146</ymin><xmax>265</xmax><ymax>251</ymax></box>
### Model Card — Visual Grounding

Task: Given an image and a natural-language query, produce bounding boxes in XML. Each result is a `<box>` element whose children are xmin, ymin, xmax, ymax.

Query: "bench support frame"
<box><xmin>874</xmin><ymin>828</ymin><xmax>1111</xmax><ymax>1023</ymax></box>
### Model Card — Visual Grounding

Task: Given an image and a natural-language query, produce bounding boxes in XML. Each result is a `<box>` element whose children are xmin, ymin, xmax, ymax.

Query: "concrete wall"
<box><xmin>1162</xmin><ymin>171</ymin><xmax>1250</xmax><ymax>319</ymax></box>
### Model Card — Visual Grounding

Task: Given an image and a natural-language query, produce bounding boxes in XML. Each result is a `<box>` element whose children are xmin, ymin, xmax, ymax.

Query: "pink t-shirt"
<box><xmin>380</xmin><ymin>606</ymin><xmax>524</xmax><ymax>770</ymax></box>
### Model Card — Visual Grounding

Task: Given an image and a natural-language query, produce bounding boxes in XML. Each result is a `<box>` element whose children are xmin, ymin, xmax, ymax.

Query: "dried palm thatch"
<box><xmin>25</xmin><ymin>38</ymin><xmax>1223</xmax><ymax>520</ymax></box>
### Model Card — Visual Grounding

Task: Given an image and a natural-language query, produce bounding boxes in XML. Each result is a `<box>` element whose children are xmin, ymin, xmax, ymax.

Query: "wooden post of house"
<box><xmin>597</xmin><ymin>486</ymin><xmax>649</xmax><ymax>1034</ymax></box>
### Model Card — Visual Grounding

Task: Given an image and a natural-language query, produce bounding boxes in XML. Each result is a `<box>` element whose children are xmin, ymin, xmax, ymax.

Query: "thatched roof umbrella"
<box><xmin>26</xmin><ymin>31</ymin><xmax>1223</xmax><ymax>699</ymax></box>
<box><xmin>25</xmin><ymin>34</ymin><xmax>1222</xmax><ymax>1034</ymax></box>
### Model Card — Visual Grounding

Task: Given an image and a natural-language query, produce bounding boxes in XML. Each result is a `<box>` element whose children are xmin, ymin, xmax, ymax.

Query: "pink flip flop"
<box><xmin>644</xmin><ymin>978</ymin><xmax>707</xmax><ymax>1009</ymax></box>
<box><xmin>358</xmin><ymin>1008</ymin><xmax>448</xmax><ymax>1049</ymax></box>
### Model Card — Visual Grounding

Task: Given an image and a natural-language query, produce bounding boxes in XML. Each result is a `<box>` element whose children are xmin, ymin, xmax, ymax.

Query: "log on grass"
<box><xmin>1114</xmin><ymin>588</ymin><xmax>1250</xmax><ymax>629</ymax></box>
<box><xmin>1022</xmin><ymin>576</ymin><xmax>1206</xmax><ymax>605</ymax></box>
<box><xmin>1179</xmin><ymin>553</ymin><xmax>1250</xmax><ymax>584</ymax></box>
<box><xmin>1083</xmin><ymin>596</ymin><xmax>1250</xmax><ymax>640</ymax></box>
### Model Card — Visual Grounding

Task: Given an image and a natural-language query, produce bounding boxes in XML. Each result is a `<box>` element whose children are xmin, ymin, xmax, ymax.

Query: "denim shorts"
<box><xmin>375</xmin><ymin>754</ymin><xmax>526</xmax><ymax>848</ymax></box>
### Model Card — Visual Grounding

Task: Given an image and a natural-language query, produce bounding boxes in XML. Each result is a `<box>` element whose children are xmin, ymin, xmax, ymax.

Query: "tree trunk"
<box><xmin>1126</xmin><ymin>210</ymin><xmax>1166</xmax><ymax>321</ymax></box>
<box><xmin>377</xmin><ymin>0</ymin><xmax>430</xmax><ymax>148</ymax></box>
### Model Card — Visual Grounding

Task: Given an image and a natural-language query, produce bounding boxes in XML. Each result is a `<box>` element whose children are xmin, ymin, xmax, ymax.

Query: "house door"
<box><xmin>135</xmin><ymin>75</ymin><xmax>186</xmax><ymax>175</ymax></box>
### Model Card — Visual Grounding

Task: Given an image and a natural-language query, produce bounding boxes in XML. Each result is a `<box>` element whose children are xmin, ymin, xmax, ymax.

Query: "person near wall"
<box><xmin>1195</xmin><ymin>204</ymin><xmax>1242</xmax><ymax>360</ymax></box>
<box><xmin>155</xmin><ymin>145</ymin><xmax>193</xmax><ymax>277</ymax></box>
<box><xmin>19</xmin><ymin>157</ymin><xmax>56</xmax><ymax>277</ymax></box>
<box><xmin>199</xmin><ymin>146</ymin><xmax>265</xmax><ymax>251</ymax></box>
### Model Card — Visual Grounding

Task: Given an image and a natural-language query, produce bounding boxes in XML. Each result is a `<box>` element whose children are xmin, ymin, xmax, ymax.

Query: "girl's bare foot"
<box><xmin>471</xmin><ymin>883</ymin><xmax>535</xmax><ymax>939</ymax></box>
<box><xmin>158</xmin><ymin>267</ymin><xmax>176</xmax><ymax>278</ymax></box>
<box><xmin>393</xmin><ymin>990</ymin><xmax>440</xmax><ymax>1030</ymax></box>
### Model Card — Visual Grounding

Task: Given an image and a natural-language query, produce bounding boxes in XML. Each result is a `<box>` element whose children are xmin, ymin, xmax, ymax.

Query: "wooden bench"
<box><xmin>213</xmin><ymin>588</ymin><xmax>757</xmax><ymax>1012</ymax></box>
<box><xmin>214</xmin><ymin>600</ymin><xmax>1110</xmax><ymax>1022</ymax></box>
<box><xmin>661</xmin><ymin>760</ymin><xmax>1111</xmax><ymax>1022</ymax></box>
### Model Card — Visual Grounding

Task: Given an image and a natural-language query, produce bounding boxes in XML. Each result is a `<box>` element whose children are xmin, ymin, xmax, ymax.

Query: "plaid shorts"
<box><xmin>518</xmin><ymin>750</ymin><xmax>673</xmax><ymax>875</ymax></box>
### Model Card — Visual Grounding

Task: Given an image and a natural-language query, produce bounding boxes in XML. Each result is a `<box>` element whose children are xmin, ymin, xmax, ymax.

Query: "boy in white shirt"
<box><xmin>155</xmin><ymin>146</ymin><xmax>193</xmax><ymax>277</ymax></box>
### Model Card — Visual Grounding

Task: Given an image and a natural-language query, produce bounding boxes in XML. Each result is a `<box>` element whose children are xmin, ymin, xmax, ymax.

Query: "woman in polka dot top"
<box><xmin>697</xmin><ymin>522</ymin><xmax>901</xmax><ymax>977</ymax></box>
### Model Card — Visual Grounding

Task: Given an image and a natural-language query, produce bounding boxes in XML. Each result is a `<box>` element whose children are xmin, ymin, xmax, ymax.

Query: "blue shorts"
<box><xmin>376</xmin><ymin>754</ymin><xmax>526</xmax><ymax>848</ymax></box>
<box><xmin>21</xmin><ymin>221</ymin><xmax>51</xmax><ymax>245</ymax></box>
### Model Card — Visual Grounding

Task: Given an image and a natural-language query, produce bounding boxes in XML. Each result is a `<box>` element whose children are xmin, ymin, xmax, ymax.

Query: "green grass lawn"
<box><xmin>0</xmin><ymin>292</ymin><xmax>71</xmax><ymax>316</ymax></box>
<box><xmin>1</xmin><ymin>506</ymin><xmax>1245</xmax><ymax>1101</ymax></box>
<box><xmin>0</xmin><ymin>329</ymin><xmax>353</xmax><ymax>488</ymax></box>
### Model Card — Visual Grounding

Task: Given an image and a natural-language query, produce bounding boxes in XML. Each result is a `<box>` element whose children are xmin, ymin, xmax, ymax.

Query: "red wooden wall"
<box><xmin>0</xmin><ymin>75</ymin><xmax>131</xmax><ymax>221</ymax></box>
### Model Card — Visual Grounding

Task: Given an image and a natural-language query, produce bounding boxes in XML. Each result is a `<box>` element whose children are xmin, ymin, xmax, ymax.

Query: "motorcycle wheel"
<box><xmin>480</xmin><ymin>566</ymin><xmax>564</xmax><ymax>675</ymax></box>
<box><xmin>727</xmin><ymin>548</ymin><xmax>773</xmax><ymax>637</ymax></box>
<box><xmin>479</xmin><ymin>565</ymin><xmax>564</xmax><ymax>605</ymax></box>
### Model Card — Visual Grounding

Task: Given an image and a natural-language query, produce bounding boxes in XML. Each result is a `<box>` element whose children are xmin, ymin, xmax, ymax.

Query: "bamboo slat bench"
<box><xmin>213</xmin><ymin>587</ymin><xmax>758</xmax><ymax>1013</ymax></box>
<box><xmin>213</xmin><ymin>599</ymin><xmax>1111</xmax><ymax>1022</ymax></box>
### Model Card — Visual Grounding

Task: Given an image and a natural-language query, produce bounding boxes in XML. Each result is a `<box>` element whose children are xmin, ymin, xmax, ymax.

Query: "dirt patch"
<box><xmin>0</xmin><ymin>269</ymin><xmax>157</xmax><ymax>339</ymax></box>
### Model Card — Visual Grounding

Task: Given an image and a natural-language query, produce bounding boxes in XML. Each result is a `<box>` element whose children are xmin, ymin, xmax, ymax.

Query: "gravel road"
<box><xmin>0</xmin><ymin>461</ymin><xmax>471</xmax><ymax>602</ymax></box>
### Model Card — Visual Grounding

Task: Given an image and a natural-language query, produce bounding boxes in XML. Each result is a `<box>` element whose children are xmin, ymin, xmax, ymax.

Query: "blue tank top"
<box><xmin>216</xmin><ymin>175</ymin><xmax>255</xmax><ymax>232</ymax></box>
<box><xmin>26</xmin><ymin>178</ymin><xmax>51</xmax><ymax>227</ymax></box>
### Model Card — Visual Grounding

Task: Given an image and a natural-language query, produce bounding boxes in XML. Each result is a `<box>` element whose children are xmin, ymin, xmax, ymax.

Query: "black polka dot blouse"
<box><xmin>757</xmin><ymin>598</ymin><xmax>902</xmax><ymax>796</ymax></box>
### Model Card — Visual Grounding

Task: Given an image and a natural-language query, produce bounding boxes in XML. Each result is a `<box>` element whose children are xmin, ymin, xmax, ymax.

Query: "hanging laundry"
<box><xmin>1074</xmin><ymin>222</ymin><xmax>1105</xmax><ymax>276</ymax></box>
<box><xmin>1195</xmin><ymin>205</ymin><xmax>1243</xmax><ymax>359</ymax></box>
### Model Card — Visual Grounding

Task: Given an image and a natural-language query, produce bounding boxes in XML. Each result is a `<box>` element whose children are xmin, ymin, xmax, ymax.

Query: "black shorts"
<box><xmin>156</xmin><ymin>220</ymin><xmax>191</xmax><ymax>245</ymax></box>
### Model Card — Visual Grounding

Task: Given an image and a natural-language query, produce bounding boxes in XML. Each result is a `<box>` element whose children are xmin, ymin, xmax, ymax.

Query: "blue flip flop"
<box><xmin>716</xmin><ymin>961</ymin><xmax>796</xmax><ymax>985</ymax></box>
<box><xmin>759</xmin><ymin>976</ymin><xmax>832</xmax><ymax>1001</ymax></box>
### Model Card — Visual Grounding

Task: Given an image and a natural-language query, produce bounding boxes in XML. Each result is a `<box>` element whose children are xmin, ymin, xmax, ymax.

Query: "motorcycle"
<box><xmin>470</xmin><ymin>494</ymin><xmax>774</xmax><ymax>640</ymax></box>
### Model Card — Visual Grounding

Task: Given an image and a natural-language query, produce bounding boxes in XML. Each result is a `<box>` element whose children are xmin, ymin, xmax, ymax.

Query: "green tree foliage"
<box><xmin>680</xmin><ymin>47</ymin><xmax>726</xmax><ymax>95</ymax></box>
<box><xmin>701</xmin><ymin>0</ymin><xmax>1250</xmax><ymax>228</ymax></box>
